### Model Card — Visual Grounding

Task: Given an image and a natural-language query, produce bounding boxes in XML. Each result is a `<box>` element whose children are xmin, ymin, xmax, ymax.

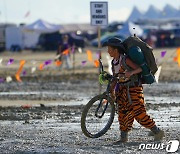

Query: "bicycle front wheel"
<box><xmin>81</xmin><ymin>94</ymin><xmax>115</xmax><ymax>138</ymax></box>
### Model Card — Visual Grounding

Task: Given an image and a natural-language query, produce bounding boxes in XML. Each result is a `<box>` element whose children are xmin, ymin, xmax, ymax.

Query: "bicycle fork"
<box><xmin>95</xmin><ymin>98</ymin><xmax>109</xmax><ymax>118</ymax></box>
<box><xmin>95</xmin><ymin>78</ymin><xmax>113</xmax><ymax>118</ymax></box>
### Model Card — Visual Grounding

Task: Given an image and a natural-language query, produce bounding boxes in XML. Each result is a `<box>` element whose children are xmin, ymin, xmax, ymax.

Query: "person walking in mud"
<box><xmin>102</xmin><ymin>37</ymin><xmax>164</xmax><ymax>144</ymax></box>
<box><xmin>55</xmin><ymin>34</ymin><xmax>72</xmax><ymax>69</ymax></box>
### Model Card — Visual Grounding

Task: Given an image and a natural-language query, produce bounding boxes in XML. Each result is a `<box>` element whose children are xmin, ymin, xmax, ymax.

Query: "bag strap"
<box><xmin>121</xmin><ymin>55</ymin><xmax>141</xmax><ymax>85</ymax></box>
<box><xmin>121</xmin><ymin>55</ymin><xmax>132</xmax><ymax>71</ymax></box>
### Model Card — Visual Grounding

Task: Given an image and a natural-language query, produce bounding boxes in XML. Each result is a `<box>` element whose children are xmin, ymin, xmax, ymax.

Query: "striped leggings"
<box><xmin>115</xmin><ymin>85</ymin><xmax>155</xmax><ymax>131</ymax></box>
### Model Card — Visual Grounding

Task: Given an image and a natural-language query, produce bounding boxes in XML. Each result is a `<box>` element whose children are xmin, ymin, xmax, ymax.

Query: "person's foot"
<box><xmin>150</xmin><ymin>125</ymin><xmax>165</xmax><ymax>141</ymax></box>
<box><xmin>154</xmin><ymin>129</ymin><xmax>165</xmax><ymax>141</ymax></box>
<box><xmin>113</xmin><ymin>138</ymin><xmax>128</xmax><ymax>145</ymax></box>
<box><xmin>113</xmin><ymin>131</ymin><xmax>128</xmax><ymax>144</ymax></box>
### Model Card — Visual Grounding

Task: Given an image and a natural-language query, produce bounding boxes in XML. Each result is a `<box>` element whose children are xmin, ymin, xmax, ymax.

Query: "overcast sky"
<box><xmin>0</xmin><ymin>0</ymin><xmax>179</xmax><ymax>25</ymax></box>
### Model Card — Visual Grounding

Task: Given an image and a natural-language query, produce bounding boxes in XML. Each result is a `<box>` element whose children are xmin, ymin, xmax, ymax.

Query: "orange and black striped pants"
<box><xmin>115</xmin><ymin>85</ymin><xmax>155</xmax><ymax>132</ymax></box>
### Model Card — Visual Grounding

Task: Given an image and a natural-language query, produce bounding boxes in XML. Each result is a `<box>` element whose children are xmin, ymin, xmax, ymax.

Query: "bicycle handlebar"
<box><xmin>98</xmin><ymin>59</ymin><xmax>131</xmax><ymax>84</ymax></box>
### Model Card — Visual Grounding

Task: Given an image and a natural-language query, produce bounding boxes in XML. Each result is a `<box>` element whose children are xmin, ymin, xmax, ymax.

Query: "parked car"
<box><xmin>91</xmin><ymin>32</ymin><xmax>125</xmax><ymax>47</ymax></box>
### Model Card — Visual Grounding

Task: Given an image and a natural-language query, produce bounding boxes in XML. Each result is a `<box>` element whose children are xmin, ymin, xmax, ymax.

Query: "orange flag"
<box><xmin>15</xmin><ymin>74</ymin><xmax>22</xmax><ymax>82</ymax></box>
<box><xmin>176</xmin><ymin>47</ymin><xmax>180</xmax><ymax>56</ymax></box>
<box><xmin>62</xmin><ymin>49</ymin><xmax>69</xmax><ymax>55</ymax></box>
<box><xmin>15</xmin><ymin>60</ymin><xmax>26</xmax><ymax>82</ymax></box>
<box><xmin>178</xmin><ymin>55</ymin><xmax>180</xmax><ymax>67</ymax></box>
<box><xmin>173</xmin><ymin>57</ymin><xmax>177</xmax><ymax>62</ymax></box>
<box><xmin>176</xmin><ymin>48</ymin><xmax>180</xmax><ymax>67</ymax></box>
<box><xmin>86</xmin><ymin>50</ymin><xmax>93</xmax><ymax>62</ymax></box>
<box><xmin>55</xmin><ymin>60</ymin><xmax>62</xmax><ymax>66</ymax></box>
<box><xmin>94</xmin><ymin>60</ymin><xmax>99</xmax><ymax>67</ymax></box>
<box><xmin>39</xmin><ymin>63</ymin><xmax>44</xmax><ymax>70</ymax></box>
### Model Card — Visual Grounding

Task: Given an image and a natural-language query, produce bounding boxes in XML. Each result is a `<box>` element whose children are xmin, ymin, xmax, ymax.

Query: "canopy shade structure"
<box><xmin>126</xmin><ymin>6</ymin><xmax>143</xmax><ymax>22</ymax></box>
<box><xmin>23</xmin><ymin>19</ymin><xmax>61</xmax><ymax>33</ymax></box>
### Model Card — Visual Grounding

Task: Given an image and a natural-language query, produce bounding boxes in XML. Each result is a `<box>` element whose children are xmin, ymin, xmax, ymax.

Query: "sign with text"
<box><xmin>90</xmin><ymin>1</ymin><xmax>108</xmax><ymax>26</ymax></box>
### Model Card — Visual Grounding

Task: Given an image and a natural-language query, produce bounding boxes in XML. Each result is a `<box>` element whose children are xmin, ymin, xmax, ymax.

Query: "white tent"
<box><xmin>23</xmin><ymin>19</ymin><xmax>61</xmax><ymax>33</ymax></box>
<box><xmin>117</xmin><ymin>22</ymin><xmax>143</xmax><ymax>38</ymax></box>
<box><xmin>173</xmin><ymin>10</ymin><xmax>180</xmax><ymax>19</ymax></box>
<box><xmin>143</xmin><ymin>5</ymin><xmax>162</xmax><ymax>19</ymax></box>
<box><xmin>161</xmin><ymin>4</ymin><xmax>178</xmax><ymax>19</ymax></box>
<box><xmin>127</xmin><ymin>6</ymin><xmax>143</xmax><ymax>22</ymax></box>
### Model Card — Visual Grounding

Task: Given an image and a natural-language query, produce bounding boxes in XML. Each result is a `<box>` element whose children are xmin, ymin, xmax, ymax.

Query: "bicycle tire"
<box><xmin>81</xmin><ymin>94</ymin><xmax>115</xmax><ymax>138</ymax></box>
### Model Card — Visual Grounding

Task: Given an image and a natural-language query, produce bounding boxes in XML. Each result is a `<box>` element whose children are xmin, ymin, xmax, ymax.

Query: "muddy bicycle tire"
<box><xmin>81</xmin><ymin>94</ymin><xmax>115</xmax><ymax>138</ymax></box>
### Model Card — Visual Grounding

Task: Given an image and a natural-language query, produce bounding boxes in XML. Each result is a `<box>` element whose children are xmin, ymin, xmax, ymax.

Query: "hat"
<box><xmin>102</xmin><ymin>37</ymin><xmax>124</xmax><ymax>48</ymax></box>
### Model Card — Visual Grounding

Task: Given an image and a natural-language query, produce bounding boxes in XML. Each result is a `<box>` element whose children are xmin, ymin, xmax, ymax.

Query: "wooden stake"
<box><xmin>98</xmin><ymin>26</ymin><xmax>102</xmax><ymax>94</ymax></box>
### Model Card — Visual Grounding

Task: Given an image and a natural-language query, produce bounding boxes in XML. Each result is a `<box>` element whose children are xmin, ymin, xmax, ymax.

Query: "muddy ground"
<box><xmin>0</xmin><ymin>80</ymin><xmax>179</xmax><ymax>154</ymax></box>
<box><xmin>0</xmin><ymin>48</ymin><xmax>180</xmax><ymax>153</ymax></box>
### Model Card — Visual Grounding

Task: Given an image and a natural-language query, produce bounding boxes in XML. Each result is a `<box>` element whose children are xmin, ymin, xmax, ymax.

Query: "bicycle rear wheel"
<box><xmin>81</xmin><ymin>94</ymin><xmax>115</xmax><ymax>138</ymax></box>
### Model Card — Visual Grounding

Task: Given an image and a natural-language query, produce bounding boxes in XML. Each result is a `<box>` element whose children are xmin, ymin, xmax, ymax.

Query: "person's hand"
<box><xmin>110</xmin><ymin>91</ymin><xmax>116</xmax><ymax>101</ymax></box>
<box><xmin>99</xmin><ymin>72</ymin><xmax>108</xmax><ymax>84</ymax></box>
<box><xmin>124</xmin><ymin>71</ymin><xmax>133</xmax><ymax>78</ymax></box>
<box><xmin>54</xmin><ymin>54</ymin><xmax>60</xmax><ymax>61</ymax></box>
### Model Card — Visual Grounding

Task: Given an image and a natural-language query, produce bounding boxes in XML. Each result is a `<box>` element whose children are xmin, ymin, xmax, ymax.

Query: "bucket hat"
<box><xmin>102</xmin><ymin>37</ymin><xmax>125</xmax><ymax>50</ymax></box>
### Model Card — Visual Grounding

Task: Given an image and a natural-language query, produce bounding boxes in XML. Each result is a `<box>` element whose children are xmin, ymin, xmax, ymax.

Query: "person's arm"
<box><xmin>55</xmin><ymin>45</ymin><xmax>62</xmax><ymax>61</ymax></box>
<box><xmin>125</xmin><ymin>58</ymin><xmax>142</xmax><ymax>78</ymax></box>
<box><xmin>109</xmin><ymin>78</ymin><xmax>117</xmax><ymax>101</ymax></box>
<box><xmin>109</xmin><ymin>60</ymin><xmax>117</xmax><ymax>100</ymax></box>
<box><xmin>56</xmin><ymin>45</ymin><xmax>62</xmax><ymax>55</ymax></box>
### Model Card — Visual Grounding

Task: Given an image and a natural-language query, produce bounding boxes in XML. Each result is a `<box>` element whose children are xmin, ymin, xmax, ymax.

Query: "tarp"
<box><xmin>23</xmin><ymin>19</ymin><xmax>61</xmax><ymax>33</ymax></box>
<box><xmin>117</xmin><ymin>22</ymin><xmax>143</xmax><ymax>38</ymax></box>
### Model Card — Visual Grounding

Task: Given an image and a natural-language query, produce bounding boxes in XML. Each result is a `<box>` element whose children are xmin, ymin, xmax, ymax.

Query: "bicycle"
<box><xmin>81</xmin><ymin>59</ymin><xmax>130</xmax><ymax>138</ymax></box>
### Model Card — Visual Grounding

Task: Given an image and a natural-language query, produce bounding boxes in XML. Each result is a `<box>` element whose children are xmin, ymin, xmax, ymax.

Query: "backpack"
<box><xmin>122</xmin><ymin>36</ymin><xmax>158</xmax><ymax>84</ymax></box>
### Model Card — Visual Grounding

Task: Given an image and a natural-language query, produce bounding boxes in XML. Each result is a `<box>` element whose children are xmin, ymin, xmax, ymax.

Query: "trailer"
<box><xmin>5</xmin><ymin>26</ymin><xmax>40</xmax><ymax>51</ymax></box>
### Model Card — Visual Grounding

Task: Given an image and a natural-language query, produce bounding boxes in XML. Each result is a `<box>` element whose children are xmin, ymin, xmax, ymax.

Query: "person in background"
<box><xmin>56</xmin><ymin>34</ymin><xmax>72</xmax><ymax>69</ymax></box>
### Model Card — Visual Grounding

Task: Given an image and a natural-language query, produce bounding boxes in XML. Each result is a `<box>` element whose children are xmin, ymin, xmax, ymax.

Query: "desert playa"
<box><xmin>0</xmin><ymin>48</ymin><xmax>179</xmax><ymax>153</ymax></box>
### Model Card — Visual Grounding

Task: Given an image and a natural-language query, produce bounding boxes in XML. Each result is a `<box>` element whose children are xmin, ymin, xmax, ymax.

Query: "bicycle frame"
<box><xmin>95</xmin><ymin>59</ymin><xmax>129</xmax><ymax>119</ymax></box>
<box><xmin>95</xmin><ymin>60</ymin><xmax>115</xmax><ymax>118</ymax></box>
<box><xmin>95</xmin><ymin>80</ymin><xmax>112</xmax><ymax>118</ymax></box>
<box><xmin>81</xmin><ymin>59</ymin><xmax>132</xmax><ymax>138</ymax></box>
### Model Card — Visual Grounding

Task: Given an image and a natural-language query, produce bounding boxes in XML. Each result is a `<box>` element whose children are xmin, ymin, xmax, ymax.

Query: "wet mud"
<box><xmin>0</xmin><ymin>79</ymin><xmax>179</xmax><ymax>153</ymax></box>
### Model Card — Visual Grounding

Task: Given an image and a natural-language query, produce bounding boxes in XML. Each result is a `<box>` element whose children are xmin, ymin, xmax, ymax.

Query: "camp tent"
<box><xmin>22</xmin><ymin>19</ymin><xmax>61</xmax><ymax>49</ymax></box>
<box><xmin>23</xmin><ymin>19</ymin><xmax>61</xmax><ymax>33</ymax></box>
<box><xmin>126</xmin><ymin>6</ymin><xmax>143</xmax><ymax>22</ymax></box>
